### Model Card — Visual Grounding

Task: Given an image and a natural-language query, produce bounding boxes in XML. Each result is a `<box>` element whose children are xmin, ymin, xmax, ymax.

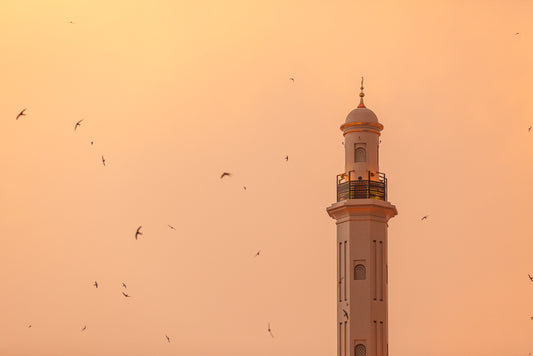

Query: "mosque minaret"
<box><xmin>327</xmin><ymin>79</ymin><xmax>398</xmax><ymax>356</ymax></box>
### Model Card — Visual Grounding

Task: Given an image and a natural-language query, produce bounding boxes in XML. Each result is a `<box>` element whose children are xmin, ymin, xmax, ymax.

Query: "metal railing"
<box><xmin>336</xmin><ymin>170</ymin><xmax>387</xmax><ymax>202</ymax></box>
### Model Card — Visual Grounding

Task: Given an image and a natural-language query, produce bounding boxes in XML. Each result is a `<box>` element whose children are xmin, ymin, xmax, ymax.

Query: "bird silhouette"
<box><xmin>243</xmin><ymin>186</ymin><xmax>247</xmax><ymax>190</ymax></box>
<box><xmin>165</xmin><ymin>335</ymin><xmax>171</xmax><ymax>343</ymax></box>
<box><xmin>421</xmin><ymin>215</ymin><xmax>429</xmax><ymax>221</ymax></box>
<box><xmin>254</xmin><ymin>250</ymin><xmax>261</xmax><ymax>257</ymax></box>
<box><xmin>90</xmin><ymin>141</ymin><xmax>93</xmax><ymax>145</ymax></box>
<box><xmin>220</xmin><ymin>172</ymin><xmax>231</xmax><ymax>179</ymax></box>
<box><xmin>93</xmin><ymin>281</ymin><xmax>98</xmax><ymax>288</ymax></box>
<box><xmin>135</xmin><ymin>226</ymin><xmax>142</xmax><ymax>240</ymax></box>
<box><xmin>168</xmin><ymin>224</ymin><xmax>176</xmax><ymax>230</ymax></box>
<box><xmin>68</xmin><ymin>21</ymin><xmax>75</xmax><ymax>24</ymax></box>
<box><xmin>285</xmin><ymin>155</ymin><xmax>289</xmax><ymax>162</ymax></box>
<box><xmin>101</xmin><ymin>156</ymin><xmax>106</xmax><ymax>166</ymax></box>
<box><xmin>529</xmin><ymin>274</ymin><xmax>533</xmax><ymax>282</ymax></box>
<box><xmin>74</xmin><ymin>119</ymin><xmax>83</xmax><ymax>131</ymax></box>
<box><xmin>122</xmin><ymin>292</ymin><xmax>130</xmax><ymax>297</ymax></box>
<box><xmin>529</xmin><ymin>126</ymin><xmax>532</xmax><ymax>132</ymax></box>
<box><xmin>516</xmin><ymin>32</ymin><xmax>520</xmax><ymax>35</ymax></box>
<box><xmin>81</xmin><ymin>325</ymin><xmax>86</xmax><ymax>332</ymax></box>
<box><xmin>122</xmin><ymin>282</ymin><xmax>127</xmax><ymax>289</ymax></box>
<box><xmin>28</xmin><ymin>325</ymin><xmax>32</xmax><ymax>328</ymax></box>
<box><xmin>289</xmin><ymin>77</ymin><xmax>295</xmax><ymax>82</ymax></box>
<box><xmin>343</xmin><ymin>309</ymin><xmax>349</xmax><ymax>319</ymax></box>
<box><xmin>16</xmin><ymin>108</ymin><xmax>26</xmax><ymax>120</ymax></box>
<box><xmin>267</xmin><ymin>322</ymin><xmax>274</xmax><ymax>338</ymax></box>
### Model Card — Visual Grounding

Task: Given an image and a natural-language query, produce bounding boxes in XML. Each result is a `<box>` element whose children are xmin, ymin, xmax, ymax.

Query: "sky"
<box><xmin>1</xmin><ymin>0</ymin><xmax>533</xmax><ymax>355</ymax></box>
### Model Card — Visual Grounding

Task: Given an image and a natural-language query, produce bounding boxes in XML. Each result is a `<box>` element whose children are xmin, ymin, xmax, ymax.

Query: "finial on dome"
<box><xmin>357</xmin><ymin>76</ymin><xmax>365</xmax><ymax>108</ymax></box>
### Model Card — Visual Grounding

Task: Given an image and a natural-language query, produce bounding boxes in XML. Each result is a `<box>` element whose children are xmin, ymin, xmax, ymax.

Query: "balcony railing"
<box><xmin>336</xmin><ymin>170</ymin><xmax>387</xmax><ymax>202</ymax></box>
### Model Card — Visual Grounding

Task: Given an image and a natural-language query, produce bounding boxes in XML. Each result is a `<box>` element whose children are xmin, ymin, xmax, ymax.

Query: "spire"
<box><xmin>357</xmin><ymin>76</ymin><xmax>365</xmax><ymax>108</ymax></box>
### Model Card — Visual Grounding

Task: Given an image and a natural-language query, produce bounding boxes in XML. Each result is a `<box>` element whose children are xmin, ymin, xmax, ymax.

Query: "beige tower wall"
<box><xmin>328</xmin><ymin>200</ymin><xmax>396</xmax><ymax>356</ymax></box>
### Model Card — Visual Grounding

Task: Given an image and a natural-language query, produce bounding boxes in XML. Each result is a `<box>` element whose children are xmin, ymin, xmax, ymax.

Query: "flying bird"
<box><xmin>515</xmin><ymin>32</ymin><xmax>519</xmax><ymax>35</ymax></box>
<box><xmin>135</xmin><ymin>226</ymin><xmax>142</xmax><ymax>240</ymax></box>
<box><xmin>267</xmin><ymin>322</ymin><xmax>274</xmax><ymax>338</ymax></box>
<box><xmin>122</xmin><ymin>282</ymin><xmax>127</xmax><ymax>289</ymax></box>
<box><xmin>254</xmin><ymin>250</ymin><xmax>261</xmax><ymax>257</ymax></box>
<box><xmin>90</xmin><ymin>141</ymin><xmax>93</xmax><ymax>145</ymax></box>
<box><xmin>28</xmin><ymin>325</ymin><xmax>32</xmax><ymax>328</ymax></box>
<box><xmin>243</xmin><ymin>186</ymin><xmax>247</xmax><ymax>190</ymax></box>
<box><xmin>220</xmin><ymin>172</ymin><xmax>231</xmax><ymax>179</ymax></box>
<box><xmin>289</xmin><ymin>77</ymin><xmax>295</xmax><ymax>82</ymax></box>
<box><xmin>122</xmin><ymin>292</ymin><xmax>130</xmax><ymax>297</ymax></box>
<box><xmin>343</xmin><ymin>309</ymin><xmax>349</xmax><ymax>319</ymax></box>
<box><xmin>421</xmin><ymin>215</ymin><xmax>429</xmax><ymax>221</ymax></box>
<box><xmin>93</xmin><ymin>281</ymin><xmax>98</xmax><ymax>288</ymax></box>
<box><xmin>81</xmin><ymin>325</ymin><xmax>86</xmax><ymax>332</ymax></box>
<box><xmin>529</xmin><ymin>126</ymin><xmax>532</xmax><ymax>132</ymax></box>
<box><xmin>16</xmin><ymin>108</ymin><xmax>26</xmax><ymax>120</ymax></box>
<box><xmin>168</xmin><ymin>224</ymin><xmax>176</xmax><ymax>230</ymax></box>
<box><xmin>165</xmin><ymin>335</ymin><xmax>171</xmax><ymax>343</ymax></box>
<box><xmin>68</xmin><ymin>21</ymin><xmax>75</xmax><ymax>24</ymax></box>
<box><xmin>528</xmin><ymin>274</ymin><xmax>533</xmax><ymax>282</ymax></box>
<box><xmin>285</xmin><ymin>155</ymin><xmax>288</xmax><ymax>162</ymax></box>
<box><xmin>101</xmin><ymin>156</ymin><xmax>105</xmax><ymax>166</ymax></box>
<box><xmin>74</xmin><ymin>119</ymin><xmax>84</xmax><ymax>131</ymax></box>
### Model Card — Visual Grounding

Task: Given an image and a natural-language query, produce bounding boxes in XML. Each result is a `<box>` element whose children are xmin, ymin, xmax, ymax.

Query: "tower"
<box><xmin>327</xmin><ymin>79</ymin><xmax>397</xmax><ymax>356</ymax></box>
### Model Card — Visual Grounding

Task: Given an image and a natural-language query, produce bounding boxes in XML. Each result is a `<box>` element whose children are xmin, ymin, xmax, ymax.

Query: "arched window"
<box><xmin>354</xmin><ymin>264</ymin><xmax>366</xmax><ymax>280</ymax></box>
<box><xmin>355</xmin><ymin>344</ymin><xmax>366</xmax><ymax>356</ymax></box>
<box><xmin>355</xmin><ymin>147</ymin><xmax>366</xmax><ymax>162</ymax></box>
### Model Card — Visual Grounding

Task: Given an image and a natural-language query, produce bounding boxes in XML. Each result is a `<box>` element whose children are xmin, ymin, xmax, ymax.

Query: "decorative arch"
<box><xmin>355</xmin><ymin>147</ymin><xmax>366</xmax><ymax>162</ymax></box>
<box><xmin>354</xmin><ymin>264</ymin><xmax>366</xmax><ymax>280</ymax></box>
<box><xmin>355</xmin><ymin>344</ymin><xmax>366</xmax><ymax>356</ymax></box>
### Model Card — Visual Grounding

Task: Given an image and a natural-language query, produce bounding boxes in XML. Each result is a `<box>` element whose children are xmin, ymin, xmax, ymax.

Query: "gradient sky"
<box><xmin>1</xmin><ymin>0</ymin><xmax>533</xmax><ymax>355</ymax></box>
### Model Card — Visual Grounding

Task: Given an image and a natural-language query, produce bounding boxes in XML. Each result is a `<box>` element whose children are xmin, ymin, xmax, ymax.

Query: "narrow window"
<box><xmin>355</xmin><ymin>147</ymin><xmax>366</xmax><ymax>162</ymax></box>
<box><xmin>355</xmin><ymin>344</ymin><xmax>366</xmax><ymax>356</ymax></box>
<box><xmin>354</xmin><ymin>264</ymin><xmax>366</xmax><ymax>280</ymax></box>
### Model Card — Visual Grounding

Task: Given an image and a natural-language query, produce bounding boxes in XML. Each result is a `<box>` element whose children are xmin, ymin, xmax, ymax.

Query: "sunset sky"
<box><xmin>1</xmin><ymin>0</ymin><xmax>533</xmax><ymax>355</ymax></box>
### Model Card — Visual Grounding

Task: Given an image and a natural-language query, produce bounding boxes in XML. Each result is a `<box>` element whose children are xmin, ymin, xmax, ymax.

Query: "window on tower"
<box><xmin>354</xmin><ymin>264</ymin><xmax>366</xmax><ymax>280</ymax></box>
<box><xmin>355</xmin><ymin>143</ymin><xmax>366</xmax><ymax>162</ymax></box>
<box><xmin>355</xmin><ymin>344</ymin><xmax>366</xmax><ymax>356</ymax></box>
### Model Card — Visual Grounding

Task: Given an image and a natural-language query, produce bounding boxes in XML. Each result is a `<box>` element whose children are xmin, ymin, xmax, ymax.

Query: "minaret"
<box><xmin>327</xmin><ymin>79</ymin><xmax>397</xmax><ymax>356</ymax></box>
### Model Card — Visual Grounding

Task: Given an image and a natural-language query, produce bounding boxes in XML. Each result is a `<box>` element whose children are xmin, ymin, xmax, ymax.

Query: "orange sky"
<box><xmin>1</xmin><ymin>0</ymin><xmax>533</xmax><ymax>355</ymax></box>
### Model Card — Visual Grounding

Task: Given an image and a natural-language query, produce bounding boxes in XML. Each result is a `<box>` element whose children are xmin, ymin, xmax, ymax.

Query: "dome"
<box><xmin>345</xmin><ymin>107</ymin><xmax>379</xmax><ymax>124</ymax></box>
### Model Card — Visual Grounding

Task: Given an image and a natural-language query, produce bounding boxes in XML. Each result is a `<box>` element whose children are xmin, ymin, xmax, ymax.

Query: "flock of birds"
<box><xmin>15</xmin><ymin>105</ymin><xmax>292</xmax><ymax>345</ymax></box>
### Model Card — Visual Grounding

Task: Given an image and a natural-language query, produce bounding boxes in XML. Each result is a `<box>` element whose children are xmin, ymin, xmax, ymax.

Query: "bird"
<box><xmin>285</xmin><ymin>155</ymin><xmax>289</xmax><ymax>162</ymax></box>
<box><xmin>28</xmin><ymin>325</ymin><xmax>32</xmax><ymax>328</ymax></box>
<box><xmin>529</xmin><ymin>126</ymin><xmax>532</xmax><ymax>132</ymax></box>
<box><xmin>220</xmin><ymin>172</ymin><xmax>231</xmax><ymax>179</ymax></box>
<box><xmin>135</xmin><ymin>226</ymin><xmax>142</xmax><ymax>240</ymax></box>
<box><xmin>528</xmin><ymin>274</ymin><xmax>533</xmax><ymax>282</ymax></box>
<box><xmin>122</xmin><ymin>282</ymin><xmax>127</xmax><ymax>289</ymax></box>
<box><xmin>243</xmin><ymin>186</ymin><xmax>247</xmax><ymax>190</ymax></box>
<box><xmin>68</xmin><ymin>21</ymin><xmax>75</xmax><ymax>24</ymax></box>
<box><xmin>254</xmin><ymin>249</ymin><xmax>261</xmax><ymax>257</ymax></box>
<box><xmin>90</xmin><ymin>141</ymin><xmax>94</xmax><ymax>145</ymax></box>
<box><xmin>289</xmin><ymin>77</ymin><xmax>295</xmax><ymax>82</ymax></box>
<box><xmin>81</xmin><ymin>325</ymin><xmax>86</xmax><ymax>332</ymax></box>
<box><xmin>168</xmin><ymin>224</ymin><xmax>176</xmax><ymax>230</ymax></box>
<box><xmin>101</xmin><ymin>156</ymin><xmax>105</xmax><ymax>166</ymax></box>
<box><xmin>342</xmin><ymin>309</ymin><xmax>349</xmax><ymax>319</ymax></box>
<box><xmin>421</xmin><ymin>215</ymin><xmax>429</xmax><ymax>221</ymax></box>
<box><xmin>74</xmin><ymin>119</ymin><xmax>83</xmax><ymax>131</ymax></box>
<box><xmin>93</xmin><ymin>281</ymin><xmax>98</xmax><ymax>288</ymax></box>
<box><xmin>515</xmin><ymin>32</ymin><xmax>520</xmax><ymax>35</ymax></box>
<box><xmin>122</xmin><ymin>292</ymin><xmax>130</xmax><ymax>297</ymax></box>
<box><xmin>267</xmin><ymin>322</ymin><xmax>274</xmax><ymax>338</ymax></box>
<box><xmin>16</xmin><ymin>108</ymin><xmax>26</xmax><ymax>120</ymax></box>
<box><xmin>165</xmin><ymin>335</ymin><xmax>171</xmax><ymax>343</ymax></box>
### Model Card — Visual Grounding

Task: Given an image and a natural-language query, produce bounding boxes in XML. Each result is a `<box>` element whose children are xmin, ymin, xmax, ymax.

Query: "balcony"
<box><xmin>336</xmin><ymin>171</ymin><xmax>387</xmax><ymax>202</ymax></box>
